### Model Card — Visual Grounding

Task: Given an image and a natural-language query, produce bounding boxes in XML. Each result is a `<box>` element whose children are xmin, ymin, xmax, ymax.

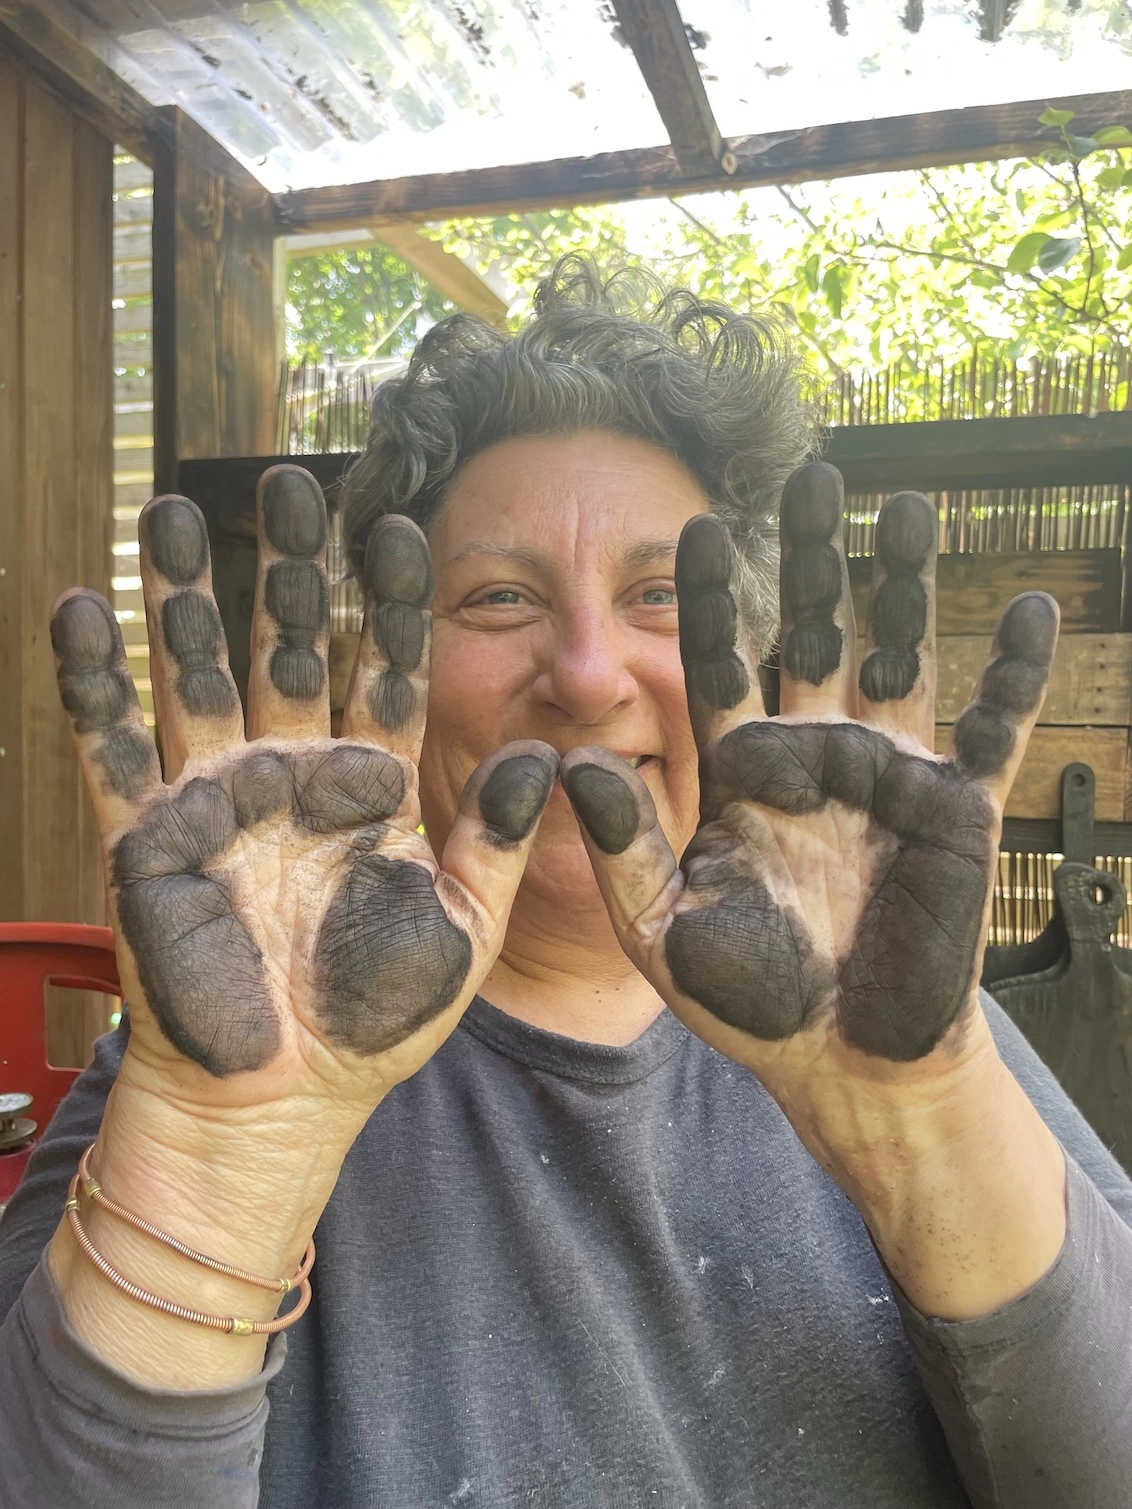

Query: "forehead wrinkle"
<box><xmin>441</xmin><ymin>536</ymin><xmax>680</xmax><ymax>578</ymax></box>
<box><xmin>440</xmin><ymin>541</ymin><xmax>551</xmax><ymax>572</ymax></box>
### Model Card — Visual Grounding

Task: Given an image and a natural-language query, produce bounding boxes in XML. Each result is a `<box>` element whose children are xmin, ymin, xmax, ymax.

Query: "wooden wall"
<box><xmin>0</xmin><ymin>63</ymin><xmax>116</xmax><ymax>1057</ymax></box>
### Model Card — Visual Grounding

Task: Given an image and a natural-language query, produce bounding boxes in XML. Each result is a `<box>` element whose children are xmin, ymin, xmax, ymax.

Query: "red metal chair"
<box><xmin>0</xmin><ymin>924</ymin><xmax>120</xmax><ymax>1206</ymax></box>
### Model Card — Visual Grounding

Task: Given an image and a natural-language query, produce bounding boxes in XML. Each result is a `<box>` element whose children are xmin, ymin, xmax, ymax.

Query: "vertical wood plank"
<box><xmin>152</xmin><ymin>106</ymin><xmax>275</xmax><ymax>490</ymax></box>
<box><xmin>21</xmin><ymin>79</ymin><xmax>81</xmax><ymax>922</ymax></box>
<box><xmin>72</xmin><ymin>116</ymin><xmax>113</xmax><ymax>938</ymax></box>
<box><xmin>0</xmin><ymin>64</ymin><xmax>24</xmax><ymax>921</ymax></box>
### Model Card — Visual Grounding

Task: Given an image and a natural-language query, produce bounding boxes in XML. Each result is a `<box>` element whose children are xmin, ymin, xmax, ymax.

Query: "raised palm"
<box><xmin>52</xmin><ymin>467</ymin><xmax>556</xmax><ymax>1114</ymax></box>
<box><xmin>562</xmin><ymin>462</ymin><xmax>1057</xmax><ymax>1102</ymax></box>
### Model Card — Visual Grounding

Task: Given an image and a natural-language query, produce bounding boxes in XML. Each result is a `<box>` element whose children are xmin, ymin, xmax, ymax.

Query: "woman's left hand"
<box><xmin>563</xmin><ymin>462</ymin><xmax>1066</xmax><ymax>1318</ymax></box>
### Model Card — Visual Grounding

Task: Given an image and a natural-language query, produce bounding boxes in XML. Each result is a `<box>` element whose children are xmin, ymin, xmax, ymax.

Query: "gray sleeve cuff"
<box><xmin>894</xmin><ymin>1156</ymin><xmax>1132</xmax><ymax>1508</ymax></box>
<box><xmin>0</xmin><ymin>1254</ymin><xmax>286</xmax><ymax>1509</ymax></box>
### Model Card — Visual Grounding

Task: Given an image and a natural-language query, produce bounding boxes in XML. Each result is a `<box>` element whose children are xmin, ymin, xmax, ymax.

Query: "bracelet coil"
<box><xmin>65</xmin><ymin>1144</ymin><xmax>314</xmax><ymax>1337</ymax></box>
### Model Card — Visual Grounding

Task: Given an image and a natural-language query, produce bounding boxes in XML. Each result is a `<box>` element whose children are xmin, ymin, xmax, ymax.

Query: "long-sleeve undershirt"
<box><xmin>1</xmin><ymin>993</ymin><xmax>1130</xmax><ymax>1508</ymax></box>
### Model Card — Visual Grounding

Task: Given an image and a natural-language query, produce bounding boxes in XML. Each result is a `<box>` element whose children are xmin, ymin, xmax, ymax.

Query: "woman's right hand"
<box><xmin>54</xmin><ymin>464</ymin><xmax>555</xmax><ymax>1121</ymax></box>
<box><xmin>46</xmin><ymin>466</ymin><xmax>556</xmax><ymax>1384</ymax></box>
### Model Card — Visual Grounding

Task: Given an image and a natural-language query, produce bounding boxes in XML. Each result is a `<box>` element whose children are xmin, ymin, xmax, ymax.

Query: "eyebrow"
<box><xmin>440</xmin><ymin>537</ymin><xmax>680</xmax><ymax>572</ymax></box>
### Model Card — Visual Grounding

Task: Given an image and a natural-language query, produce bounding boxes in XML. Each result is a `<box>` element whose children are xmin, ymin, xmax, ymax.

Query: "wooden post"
<box><xmin>151</xmin><ymin>107</ymin><xmax>276</xmax><ymax>493</ymax></box>
<box><xmin>0</xmin><ymin>62</ymin><xmax>116</xmax><ymax>1057</ymax></box>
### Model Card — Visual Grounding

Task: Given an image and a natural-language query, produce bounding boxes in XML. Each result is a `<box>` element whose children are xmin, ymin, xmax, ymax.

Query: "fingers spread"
<box><xmin>248</xmin><ymin>467</ymin><xmax>331</xmax><ymax>740</ymax></box>
<box><xmin>139</xmin><ymin>495</ymin><xmax>244</xmax><ymax>776</ymax></box>
<box><xmin>951</xmin><ymin>592</ymin><xmax>1059</xmax><ymax>802</ymax></box>
<box><xmin>561</xmin><ymin>746</ymin><xmax>681</xmax><ymax>939</ymax></box>
<box><xmin>438</xmin><ymin>740</ymin><xmax>558</xmax><ymax>945</ymax></box>
<box><xmin>52</xmin><ymin>588</ymin><xmax>162</xmax><ymax>825</ymax></box>
<box><xmin>341</xmin><ymin>515</ymin><xmax>433</xmax><ymax>762</ymax></box>
<box><xmin>858</xmin><ymin>491</ymin><xmax>937</xmax><ymax>744</ymax></box>
<box><xmin>778</xmin><ymin>462</ymin><xmax>857</xmax><ymax>718</ymax></box>
<box><xmin>675</xmin><ymin>514</ymin><xmax>765</xmax><ymax>748</ymax></box>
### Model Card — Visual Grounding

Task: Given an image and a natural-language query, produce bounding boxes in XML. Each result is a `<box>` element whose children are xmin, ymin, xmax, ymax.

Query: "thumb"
<box><xmin>559</xmin><ymin>747</ymin><xmax>683</xmax><ymax>950</ymax></box>
<box><xmin>438</xmin><ymin>741</ymin><xmax>559</xmax><ymax>947</ymax></box>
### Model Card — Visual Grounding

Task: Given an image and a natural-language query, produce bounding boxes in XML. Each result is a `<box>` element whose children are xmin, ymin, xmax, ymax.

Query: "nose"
<box><xmin>533</xmin><ymin>601</ymin><xmax>639</xmax><ymax>726</ymax></box>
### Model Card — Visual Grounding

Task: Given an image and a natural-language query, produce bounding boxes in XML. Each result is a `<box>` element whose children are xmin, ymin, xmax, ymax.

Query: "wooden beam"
<box><xmin>850</xmin><ymin>551</ymin><xmax>1122</xmax><ymax>635</ymax></box>
<box><xmin>273</xmin><ymin>89</ymin><xmax>1132</xmax><ymax>231</ymax></box>
<box><xmin>934</xmin><ymin>726</ymin><xmax>1128</xmax><ymax>820</ymax></box>
<box><xmin>608</xmin><ymin>0</ymin><xmax>732</xmax><ymax>177</ymax></box>
<box><xmin>286</xmin><ymin>223</ymin><xmax>509</xmax><ymax>326</ymax></box>
<box><xmin>930</xmin><ymin>633</ymin><xmax>1132</xmax><ymax>726</ymax></box>
<box><xmin>825</xmin><ymin>413</ymin><xmax>1132</xmax><ymax>492</ymax></box>
<box><xmin>0</xmin><ymin>1</ymin><xmax>164</xmax><ymax>163</ymax></box>
<box><xmin>365</xmin><ymin>225</ymin><xmax>509</xmax><ymax>328</ymax></box>
<box><xmin>1001</xmin><ymin>818</ymin><xmax>1132</xmax><ymax>856</ymax></box>
<box><xmin>151</xmin><ymin>108</ymin><xmax>276</xmax><ymax>493</ymax></box>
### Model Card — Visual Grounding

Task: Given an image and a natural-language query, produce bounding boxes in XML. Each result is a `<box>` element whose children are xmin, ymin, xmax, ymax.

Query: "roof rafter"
<box><xmin>608</xmin><ymin>0</ymin><xmax>734</xmax><ymax>177</ymax></box>
<box><xmin>274</xmin><ymin>89</ymin><xmax>1132</xmax><ymax>233</ymax></box>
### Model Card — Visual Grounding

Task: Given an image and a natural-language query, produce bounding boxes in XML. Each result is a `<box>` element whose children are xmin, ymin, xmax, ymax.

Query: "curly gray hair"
<box><xmin>340</xmin><ymin>255</ymin><xmax>815</xmax><ymax>650</ymax></box>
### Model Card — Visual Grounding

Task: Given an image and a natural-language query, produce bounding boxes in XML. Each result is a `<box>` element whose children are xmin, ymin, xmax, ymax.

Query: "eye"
<box><xmin>641</xmin><ymin>587</ymin><xmax>677</xmax><ymax>606</ymax></box>
<box><xmin>480</xmin><ymin>588</ymin><xmax>525</xmax><ymax>606</ymax></box>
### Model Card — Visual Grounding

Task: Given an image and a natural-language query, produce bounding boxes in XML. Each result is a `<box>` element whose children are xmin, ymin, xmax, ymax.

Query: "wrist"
<box><xmin>804</xmin><ymin>1031</ymin><xmax>1067</xmax><ymax>1320</ymax></box>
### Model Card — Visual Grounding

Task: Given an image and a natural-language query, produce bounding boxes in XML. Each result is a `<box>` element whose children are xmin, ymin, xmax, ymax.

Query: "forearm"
<box><xmin>837</xmin><ymin>1041</ymin><xmax>1067</xmax><ymax>1321</ymax></box>
<box><xmin>896</xmin><ymin>1156</ymin><xmax>1132</xmax><ymax>1508</ymax></box>
<box><xmin>46</xmin><ymin>1070</ymin><xmax>361</xmax><ymax>1389</ymax></box>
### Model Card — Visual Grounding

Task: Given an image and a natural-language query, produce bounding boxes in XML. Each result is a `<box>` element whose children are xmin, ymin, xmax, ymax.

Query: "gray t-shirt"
<box><xmin>1</xmin><ymin>994</ymin><xmax>1130</xmax><ymax>1509</ymax></box>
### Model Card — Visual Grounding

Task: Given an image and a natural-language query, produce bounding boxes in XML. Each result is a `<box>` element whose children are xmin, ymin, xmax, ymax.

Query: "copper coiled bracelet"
<box><xmin>65</xmin><ymin>1141</ymin><xmax>315</xmax><ymax>1336</ymax></box>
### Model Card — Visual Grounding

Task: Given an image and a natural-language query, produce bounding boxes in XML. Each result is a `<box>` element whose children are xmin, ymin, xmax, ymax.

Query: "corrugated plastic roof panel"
<box><xmin>67</xmin><ymin>0</ymin><xmax>1132</xmax><ymax>193</ymax></box>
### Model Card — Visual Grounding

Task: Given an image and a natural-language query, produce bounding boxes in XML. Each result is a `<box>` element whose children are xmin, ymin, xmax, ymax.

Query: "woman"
<box><xmin>1</xmin><ymin>260</ymin><xmax>1129</xmax><ymax>1508</ymax></box>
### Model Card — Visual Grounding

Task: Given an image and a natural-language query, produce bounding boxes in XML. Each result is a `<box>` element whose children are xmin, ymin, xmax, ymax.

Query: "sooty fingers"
<box><xmin>477</xmin><ymin>752</ymin><xmax>557</xmax><ymax>848</ymax></box>
<box><xmin>364</xmin><ymin>517</ymin><xmax>433</xmax><ymax>733</ymax></box>
<box><xmin>162</xmin><ymin>591</ymin><xmax>239</xmax><ymax>718</ymax></box>
<box><xmin>953</xmin><ymin>592</ymin><xmax>1058</xmax><ymax>780</ymax></box>
<box><xmin>258</xmin><ymin>468</ymin><xmax>330</xmax><ymax>700</ymax></box>
<box><xmin>563</xmin><ymin>763</ymin><xmax>642</xmax><ymax>855</ymax></box>
<box><xmin>143</xmin><ymin>496</ymin><xmax>209</xmax><ymax>585</ymax></box>
<box><xmin>858</xmin><ymin>491</ymin><xmax>936</xmax><ymax>703</ymax></box>
<box><xmin>261</xmin><ymin>467</ymin><xmax>328</xmax><ymax>557</ymax></box>
<box><xmin>142</xmin><ymin>495</ymin><xmax>240</xmax><ymax>720</ymax></box>
<box><xmin>51</xmin><ymin>591</ymin><xmax>159</xmax><ymax>799</ymax></box>
<box><xmin>676</xmin><ymin>515</ymin><xmax>751</xmax><ymax>712</ymax></box>
<box><xmin>264</xmin><ymin>559</ymin><xmax>330</xmax><ymax>700</ymax></box>
<box><xmin>780</xmin><ymin>463</ymin><xmax>845</xmax><ymax>686</ymax></box>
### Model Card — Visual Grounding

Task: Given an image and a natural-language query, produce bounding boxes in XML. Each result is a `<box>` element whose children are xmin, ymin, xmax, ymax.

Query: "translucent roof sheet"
<box><xmin>65</xmin><ymin>0</ymin><xmax>1132</xmax><ymax>194</ymax></box>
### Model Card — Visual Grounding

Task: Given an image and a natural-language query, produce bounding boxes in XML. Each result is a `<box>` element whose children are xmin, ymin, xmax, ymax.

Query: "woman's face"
<box><xmin>419</xmin><ymin>430</ymin><xmax>709</xmax><ymax>904</ymax></box>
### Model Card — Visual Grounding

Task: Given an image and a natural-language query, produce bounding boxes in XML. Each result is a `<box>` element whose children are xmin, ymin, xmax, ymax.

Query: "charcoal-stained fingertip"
<box><xmin>873</xmin><ymin>492</ymin><xmax>936</xmax><ymax>570</ymax></box>
<box><xmin>676</xmin><ymin>514</ymin><xmax>733</xmax><ymax>593</ymax></box>
<box><xmin>477</xmin><ymin>751</ymin><xmax>558</xmax><ymax>847</ymax></box>
<box><xmin>142</xmin><ymin>496</ymin><xmax>209</xmax><ymax>585</ymax></box>
<box><xmin>364</xmin><ymin>516</ymin><xmax>434</xmax><ymax>609</ymax></box>
<box><xmin>998</xmin><ymin>592</ymin><xmax>1058</xmax><ymax>665</ymax></box>
<box><xmin>259</xmin><ymin>466</ymin><xmax>327</xmax><ymax>558</ymax></box>
<box><xmin>562</xmin><ymin>762</ymin><xmax>642</xmax><ymax>855</ymax></box>
<box><xmin>780</xmin><ymin>463</ymin><xmax>844</xmax><ymax>546</ymax></box>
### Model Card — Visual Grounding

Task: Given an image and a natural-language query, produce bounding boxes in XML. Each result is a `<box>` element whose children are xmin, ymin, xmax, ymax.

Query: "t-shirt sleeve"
<box><xmin>892</xmin><ymin>993</ymin><xmax>1132</xmax><ymax>1508</ymax></box>
<box><xmin>0</xmin><ymin>1014</ymin><xmax>283</xmax><ymax>1509</ymax></box>
<box><xmin>0</xmin><ymin>1256</ymin><xmax>285</xmax><ymax>1509</ymax></box>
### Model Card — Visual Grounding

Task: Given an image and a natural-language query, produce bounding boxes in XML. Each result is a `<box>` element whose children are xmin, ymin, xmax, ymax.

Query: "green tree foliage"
<box><xmin>286</xmin><ymin>244</ymin><xmax>455</xmax><ymax>361</ymax></box>
<box><xmin>287</xmin><ymin>112</ymin><xmax>1131</xmax><ymax>391</ymax></box>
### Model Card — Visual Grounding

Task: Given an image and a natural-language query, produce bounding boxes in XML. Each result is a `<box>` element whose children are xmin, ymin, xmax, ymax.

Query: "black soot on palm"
<box><xmin>111</xmin><ymin>744</ymin><xmax>472</xmax><ymax>1076</ymax></box>
<box><xmin>666</xmin><ymin>723</ymin><xmax>997</xmax><ymax>1060</ymax></box>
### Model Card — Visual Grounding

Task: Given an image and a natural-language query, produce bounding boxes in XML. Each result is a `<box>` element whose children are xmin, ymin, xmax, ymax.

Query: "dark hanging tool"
<box><xmin>982</xmin><ymin>764</ymin><xmax>1132</xmax><ymax>1171</ymax></box>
